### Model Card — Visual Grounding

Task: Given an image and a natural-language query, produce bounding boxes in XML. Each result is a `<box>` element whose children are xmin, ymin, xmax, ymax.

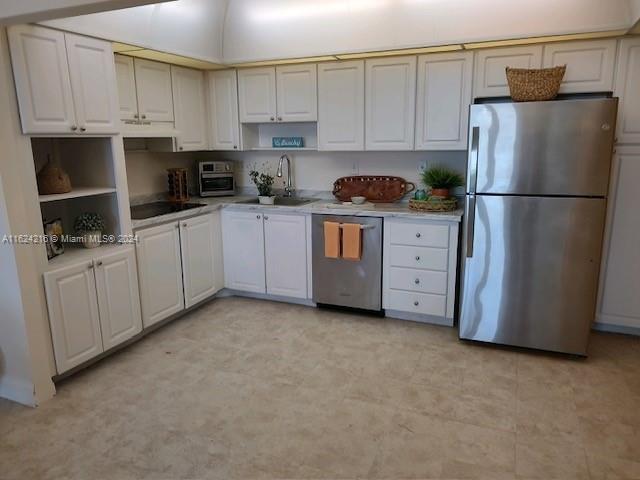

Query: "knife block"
<box><xmin>167</xmin><ymin>168</ymin><xmax>190</xmax><ymax>203</ymax></box>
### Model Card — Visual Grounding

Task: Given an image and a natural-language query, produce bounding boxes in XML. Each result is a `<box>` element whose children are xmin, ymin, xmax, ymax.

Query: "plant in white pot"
<box><xmin>74</xmin><ymin>213</ymin><xmax>105</xmax><ymax>249</ymax></box>
<box><xmin>249</xmin><ymin>165</ymin><xmax>275</xmax><ymax>205</ymax></box>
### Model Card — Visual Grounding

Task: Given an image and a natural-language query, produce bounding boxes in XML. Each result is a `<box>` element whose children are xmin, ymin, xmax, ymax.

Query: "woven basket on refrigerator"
<box><xmin>506</xmin><ymin>65</ymin><xmax>566</xmax><ymax>102</ymax></box>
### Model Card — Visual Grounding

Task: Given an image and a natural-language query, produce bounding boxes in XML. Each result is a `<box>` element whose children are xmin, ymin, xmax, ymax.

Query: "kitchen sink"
<box><xmin>236</xmin><ymin>197</ymin><xmax>316</xmax><ymax>206</ymax></box>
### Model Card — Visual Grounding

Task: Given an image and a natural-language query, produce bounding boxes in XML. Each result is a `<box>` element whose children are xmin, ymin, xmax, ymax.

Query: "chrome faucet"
<box><xmin>277</xmin><ymin>154</ymin><xmax>294</xmax><ymax>197</ymax></box>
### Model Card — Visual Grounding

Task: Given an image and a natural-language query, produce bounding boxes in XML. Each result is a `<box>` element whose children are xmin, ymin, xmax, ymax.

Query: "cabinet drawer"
<box><xmin>388</xmin><ymin>245</ymin><xmax>448</xmax><ymax>271</ymax></box>
<box><xmin>386</xmin><ymin>290</ymin><xmax>446</xmax><ymax>316</ymax></box>
<box><xmin>388</xmin><ymin>267</ymin><xmax>447</xmax><ymax>295</ymax></box>
<box><xmin>388</xmin><ymin>222</ymin><xmax>449</xmax><ymax>247</ymax></box>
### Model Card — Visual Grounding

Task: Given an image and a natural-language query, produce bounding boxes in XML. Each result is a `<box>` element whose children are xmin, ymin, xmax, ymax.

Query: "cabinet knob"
<box><xmin>264</xmin><ymin>216</ymin><xmax>269</xmax><ymax>220</ymax></box>
<box><xmin>179</xmin><ymin>146</ymin><xmax>184</xmax><ymax>151</ymax></box>
<box><xmin>277</xmin><ymin>116</ymin><xmax>282</xmax><ymax>121</ymax></box>
<box><xmin>270</xmin><ymin>117</ymin><xmax>275</xmax><ymax>121</ymax></box>
<box><xmin>96</xmin><ymin>261</ymin><xmax>103</xmax><ymax>267</ymax></box>
<box><xmin>416</xmin><ymin>232</ymin><xmax>421</xmax><ymax>238</ymax></box>
<box><xmin>141</xmin><ymin>114</ymin><xmax>147</xmax><ymax>119</ymax></box>
<box><xmin>233</xmin><ymin>145</ymin><xmax>238</xmax><ymax>149</ymax></box>
<box><xmin>71</xmin><ymin>125</ymin><xmax>78</xmax><ymax>131</ymax></box>
<box><xmin>87</xmin><ymin>263</ymin><xmax>94</xmax><ymax>269</ymax></box>
<box><xmin>415</xmin><ymin>255</ymin><xmax>420</xmax><ymax>261</ymax></box>
<box><xmin>80</xmin><ymin>127</ymin><xmax>87</xmax><ymax>132</ymax></box>
<box><xmin>414</xmin><ymin>278</ymin><xmax>420</xmax><ymax>284</ymax></box>
<box><xmin>414</xmin><ymin>301</ymin><xmax>419</xmax><ymax>306</ymax></box>
<box><xmin>134</xmin><ymin>114</ymin><xmax>139</xmax><ymax>119</ymax></box>
<box><xmin>256</xmin><ymin>215</ymin><xmax>261</xmax><ymax>219</ymax></box>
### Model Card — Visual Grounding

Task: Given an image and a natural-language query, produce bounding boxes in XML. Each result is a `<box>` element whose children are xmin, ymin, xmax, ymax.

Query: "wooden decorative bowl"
<box><xmin>333</xmin><ymin>176</ymin><xmax>416</xmax><ymax>203</ymax></box>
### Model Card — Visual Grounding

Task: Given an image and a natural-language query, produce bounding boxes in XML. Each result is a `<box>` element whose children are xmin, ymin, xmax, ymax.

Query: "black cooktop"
<box><xmin>130</xmin><ymin>201</ymin><xmax>206</xmax><ymax>220</ymax></box>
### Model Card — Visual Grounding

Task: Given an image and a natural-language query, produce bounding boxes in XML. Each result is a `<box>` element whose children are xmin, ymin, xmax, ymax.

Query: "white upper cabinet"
<box><xmin>8</xmin><ymin>25</ymin><xmax>75</xmax><ymax>134</ymax></box>
<box><xmin>415</xmin><ymin>51</ymin><xmax>473</xmax><ymax>150</ymax></box>
<box><xmin>114</xmin><ymin>54</ymin><xmax>138</xmax><ymax>121</ymax></box>
<box><xmin>614</xmin><ymin>37</ymin><xmax>640</xmax><ymax>144</ymax></box>
<box><xmin>318</xmin><ymin>60</ymin><xmax>365</xmax><ymax>151</ymax></box>
<box><xmin>207</xmin><ymin>70</ymin><xmax>240</xmax><ymax>150</ymax></box>
<box><xmin>64</xmin><ymin>33</ymin><xmax>119</xmax><ymax>134</ymax></box>
<box><xmin>264</xmin><ymin>213</ymin><xmax>308</xmax><ymax>299</ymax></box>
<box><xmin>365</xmin><ymin>56</ymin><xmax>417</xmax><ymax>150</ymax></box>
<box><xmin>8</xmin><ymin>25</ymin><xmax>118</xmax><ymax>135</ymax></box>
<box><xmin>93</xmin><ymin>248</ymin><xmax>142</xmax><ymax>351</ymax></box>
<box><xmin>44</xmin><ymin>261</ymin><xmax>103</xmax><ymax>373</ymax></box>
<box><xmin>222</xmin><ymin>210</ymin><xmax>266</xmax><ymax>293</ymax></box>
<box><xmin>238</xmin><ymin>67</ymin><xmax>277</xmax><ymax>123</ymax></box>
<box><xmin>275</xmin><ymin>64</ymin><xmax>317</xmax><ymax>122</ymax></box>
<box><xmin>180</xmin><ymin>213</ymin><xmax>223</xmax><ymax>308</ymax></box>
<box><xmin>134</xmin><ymin>58</ymin><xmax>174</xmax><ymax>122</ymax></box>
<box><xmin>598</xmin><ymin>147</ymin><xmax>640</xmax><ymax>330</ymax></box>
<box><xmin>171</xmin><ymin>65</ymin><xmax>208</xmax><ymax>151</ymax></box>
<box><xmin>543</xmin><ymin>39</ymin><xmax>616</xmax><ymax>93</ymax></box>
<box><xmin>136</xmin><ymin>221</ymin><xmax>185</xmax><ymax>328</ymax></box>
<box><xmin>473</xmin><ymin>45</ymin><xmax>543</xmax><ymax>98</ymax></box>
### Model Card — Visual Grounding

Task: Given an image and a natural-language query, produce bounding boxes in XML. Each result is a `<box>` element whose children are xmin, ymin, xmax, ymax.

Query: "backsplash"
<box><xmin>124</xmin><ymin>150</ymin><xmax>199</xmax><ymax>200</ymax></box>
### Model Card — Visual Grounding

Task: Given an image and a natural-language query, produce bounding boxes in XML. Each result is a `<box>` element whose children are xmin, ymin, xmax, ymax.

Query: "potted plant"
<box><xmin>422</xmin><ymin>165</ymin><xmax>464</xmax><ymax>198</ymax></box>
<box><xmin>249</xmin><ymin>164</ymin><xmax>275</xmax><ymax>205</ymax></box>
<box><xmin>74</xmin><ymin>212</ymin><xmax>105</xmax><ymax>249</ymax></box>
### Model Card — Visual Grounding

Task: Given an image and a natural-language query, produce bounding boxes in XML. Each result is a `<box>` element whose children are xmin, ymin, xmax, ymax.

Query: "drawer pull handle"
<box><xmin>414</xmin><ymin>301</ymin><xmax>419</xmax><ymax>306</ymax></box>
<box><xmin>416</xmin><ymin>232</ymin><xmax>421</xmax><ymax>238</ymax></box>
<box><xmin>414</xmin><ymin>278</ymin><xmax>420</xmax><ymax>284</ymax></box>
<box><xmin>415</xmin><ymin>256</ymin><xmax>420</xmax><ymax>261</ymax></box>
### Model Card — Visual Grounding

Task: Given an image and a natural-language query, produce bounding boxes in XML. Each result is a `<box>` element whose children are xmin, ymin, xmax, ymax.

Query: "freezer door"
<box><xmin>459</xmin><ymin>195</ymin><xmax>606</xmax><ymax>355</ymax></box>
<box><xmin>468</xmin><ymin>99</ymin><xmax>617</xmax><ymax>196</ymax></box>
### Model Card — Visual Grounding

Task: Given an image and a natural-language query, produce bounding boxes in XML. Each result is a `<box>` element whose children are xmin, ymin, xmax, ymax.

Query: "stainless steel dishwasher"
<box><xmin>312</xmin><ymin>214</ymin><xmax>383</xmax><ymax>312</ymax></box>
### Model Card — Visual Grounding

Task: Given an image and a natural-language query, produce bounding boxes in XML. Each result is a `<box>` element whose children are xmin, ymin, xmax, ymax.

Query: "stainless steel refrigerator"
<box><xmin>459</xmin><ymin>98</ymin><xmax>617</xmax><ymax>355</ymax></box>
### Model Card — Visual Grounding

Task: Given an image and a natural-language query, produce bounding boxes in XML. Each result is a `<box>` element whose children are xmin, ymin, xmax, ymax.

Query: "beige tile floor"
<box><xmin>1</xmin><ymin>297</ymin><xmax>640</xmax><ymax>480</ymax></box>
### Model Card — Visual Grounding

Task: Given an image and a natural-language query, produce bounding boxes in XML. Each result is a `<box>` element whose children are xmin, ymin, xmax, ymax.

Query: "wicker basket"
<box><xmin>506</xmin><ymin>65</ymin><xmax>566</xmax><ymax>102</ymax></box>
<box><xmin>37</xmin><ymin>161</ymin><xmax>72</xmax><ymax>195</ymax></box>
<box><xmin>409</xmin><ymin>197</ymin><xmax>457</xmax><ymax>212</ymax></box>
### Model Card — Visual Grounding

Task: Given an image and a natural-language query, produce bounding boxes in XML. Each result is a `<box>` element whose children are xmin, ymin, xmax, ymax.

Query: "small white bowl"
<box><xmin>351</xmin><ymin>196</ymin><xmax>367</xmax><ymax>205</ymax></box>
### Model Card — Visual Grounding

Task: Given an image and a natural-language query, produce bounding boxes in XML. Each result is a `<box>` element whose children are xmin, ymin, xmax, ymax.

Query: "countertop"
<box><xmin>131</xmin><ymin>196</ymin><xmax>464</xmax><ymax>230</ymax></box>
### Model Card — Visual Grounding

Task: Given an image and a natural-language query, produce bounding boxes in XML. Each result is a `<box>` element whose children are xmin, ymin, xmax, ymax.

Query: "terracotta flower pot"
<box><xmin>431</xmin><ymin>188</ymin><xmax>450</xmax><ymax>198</ymax></box>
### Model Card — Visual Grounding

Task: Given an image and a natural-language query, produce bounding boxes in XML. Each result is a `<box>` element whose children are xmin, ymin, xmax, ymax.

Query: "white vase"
<box><xmin>258</xmin><ymin>196</ymin><xmax>275</xmax><ymax>205</ymax></box>
<box><xmin>82</xmin><ymin>230</ymin><xmax>101</xmax><ymax>249</ymax></box>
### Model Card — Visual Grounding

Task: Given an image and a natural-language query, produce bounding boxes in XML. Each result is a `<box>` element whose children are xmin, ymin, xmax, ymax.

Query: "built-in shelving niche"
<box><xmin>241</xmin><ymin>122</ymin><xmax>318</xmax><ymax>151</ymax></box>
<box><xmin>31</xmin><ymin>137</ymin><xmax>124</xmax><ymax>267</ymax></box>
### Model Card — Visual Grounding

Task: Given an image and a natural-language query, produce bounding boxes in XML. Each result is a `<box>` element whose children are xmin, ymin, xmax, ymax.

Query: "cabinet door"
<box><xmin>543</xmin><ymin>39</ymin><xmax>616</xmax><ymax>93</ymax></box>
<box><xmin>473</xmin><ymin>45</ymin><xmax>543</xmax><ymax>98</ymax></box>
<box><xmin>114</xmin><ymin>54</ymin><xmax>139</xmax><ymax>121</ymax></box>
<box><xmin>614</xmin><ymin>38</ymin><xmax>640</xmax><ymax>144</ymax></box>
<box><xmin>208</xmin><ymin>70</ymin><xmax>240</xmax><ymax>150</ymax></box>
<box><xmin>44</xmin><ymin>262</ymin><xmax>103</xmax><ymax>374</ymax></box>
<box><xmin>136</xmin><ymin>222</ymin><xmax>185</xmax><ymax>328</ymax></box>
<box><xmin>276</xmin><ymin>64</ymin><xmax>317</xmax><ymax>122</ymax></box>
<box><xmin>134</xmin><ymin>58</ymin><xmax>174</xmax><ymax>122</ymax></box>
<box><xmin>94</xmin><ymin>247</ymin><xmax>142</xmax><ymax>350</ymax></box>
<box><xmin>65</xmin><ymin>33</ymin><xmax>120</xmax><ymax>134</ymax></box>
<box><xmin>7</xmin><ymin>25</ymin><xmax>76</xmax><ymax>134</ymax></box>
<box><xmin>171</xmin><ymin>66</ymin><xmax>208</xmax><ymax>151</ymax></box>
<box><xmin>264</xmin><ymin>213</ymin><xmax>308</xmax><ymax>299</ymax></box>
<box><xmin>318</xmin><ymin>60</ymin><xmax>365</xmax><ymax>151</ymax></box>
<box><xmin>365</xmin><ymin>56</ymin><xmax>416</xmax><ymax>150</ymax></box>
<box><xmin>180</xmin><ymin>213</ymin><xmax>222</xmax><ymax>308</ymax></box>
<box><xmin>221</xmin><ymin>210</ymin><xmax>266</xmax><ymax>293</ymax></box>
<box><xmin>237</xmin><ymin>67</ymin><xmax>277</xmax><ymax>123</ymax></box>
<box><xmin>598</xmin><ymin>147</ymin><xmax>640</xmax><ymax>330</ymax></box>
<box><xmin>415</xmin><ymin>51</ymin><xmax>473</xmax><ymax>150</ymax></box>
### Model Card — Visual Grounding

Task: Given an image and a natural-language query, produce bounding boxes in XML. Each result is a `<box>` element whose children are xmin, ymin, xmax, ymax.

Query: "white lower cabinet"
<box><xmin>136</xmin><ymin>212</ymin><xmax>223</xmax><ymax>327</ymax></box>
<box><xmin>383</xmin><ymin>218</ymin><xmax>460</xmax><ymax>325</ymax></box>
<box><xmin>44</xmin><ymin>247</ymin><xmax>142</xmax><ymax>374</ymax></box>
<box><xmin>222</xmin><ymin>210</ymin><xmax>309</xmax><ymax>299</ymax></box>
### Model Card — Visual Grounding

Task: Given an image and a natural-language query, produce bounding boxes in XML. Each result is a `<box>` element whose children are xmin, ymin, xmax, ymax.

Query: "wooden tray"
<box><xmin>332</xmin><ymin>176</ymin><xmax>416</xmax><ymax>203</ymax></box>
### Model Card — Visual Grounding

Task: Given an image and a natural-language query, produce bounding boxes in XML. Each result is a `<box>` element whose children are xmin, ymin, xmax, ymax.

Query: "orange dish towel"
<box><xmin>324</xmin><ymin>221</ymin><xmax>340</xmax><ymax>258</ymax></box>
<box><xmin>341</xmin><ymin>223</ymin><xmax>362</xmax><ymax>261</ymax></box>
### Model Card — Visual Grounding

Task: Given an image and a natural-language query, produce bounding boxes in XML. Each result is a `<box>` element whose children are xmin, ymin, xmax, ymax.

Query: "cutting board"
<box><xmin>332</xmin><ymin>176</ymin><xmax>416</xmax><ymax>203</ymax></box>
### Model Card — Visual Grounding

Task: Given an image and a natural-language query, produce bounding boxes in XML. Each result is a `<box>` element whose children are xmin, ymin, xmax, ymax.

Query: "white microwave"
<box><xmin>199</xmin><ymin>161</ymin><xmax>235</xmax><ymax>197</ymax></box>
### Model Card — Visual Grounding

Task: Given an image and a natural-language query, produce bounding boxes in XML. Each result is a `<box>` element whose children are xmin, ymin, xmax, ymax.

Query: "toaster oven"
<box><xmin>199</xmin><ymin>161</ymin><xmax>235</xmax><ymax>197</ymax></box>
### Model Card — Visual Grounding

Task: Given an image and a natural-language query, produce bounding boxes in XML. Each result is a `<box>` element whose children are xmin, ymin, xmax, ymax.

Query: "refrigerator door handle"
<box><xmin>466</xmin><ymin>194</ymin><xmax>476</xmax><ymax>258</ymax></box>
<box><xmin>467</xmin><ymin>126</ymin><xmax>479</xmax><ymax>194</ymax></box>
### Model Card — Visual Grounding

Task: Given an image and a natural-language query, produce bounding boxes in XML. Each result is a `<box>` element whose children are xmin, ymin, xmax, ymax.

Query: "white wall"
<box><xmin>43</xmin><ymin>0</ymin><xmax>227</xmax><ymax>62</ymax></box>
<box><xmin>0</xmin><ymin>28</ymin><xmax>56</xmax><ymax>406</ymax></box>
<box><xmin>0</xmin><ymin>0</ymin><xmax>165</xmax><ymax>25</ymax></box>
<box><xmin>223</xmin><ymin>0</ymin><xmax>632</xmax><ymax>63</ymax></box>
<box><xmin>200</xmin><ymin>150</ymin><xmax>466</xmax><ymax>194</ymax></box>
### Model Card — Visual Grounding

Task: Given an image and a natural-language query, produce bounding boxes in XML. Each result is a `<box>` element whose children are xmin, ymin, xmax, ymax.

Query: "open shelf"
<box><xmin>241</xmin><ymin>122</ymin><xmax>318</xmax><ymax>151</ymax></box>
<box><xmin>249</xmin><ymin>147</ymin><xmax>317</xmax><ymax>152</ymax></box>
<box><xmin>39</xmin><ymin>187</ymin><xmax>117</xmax><ymax>203</ymax></box>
